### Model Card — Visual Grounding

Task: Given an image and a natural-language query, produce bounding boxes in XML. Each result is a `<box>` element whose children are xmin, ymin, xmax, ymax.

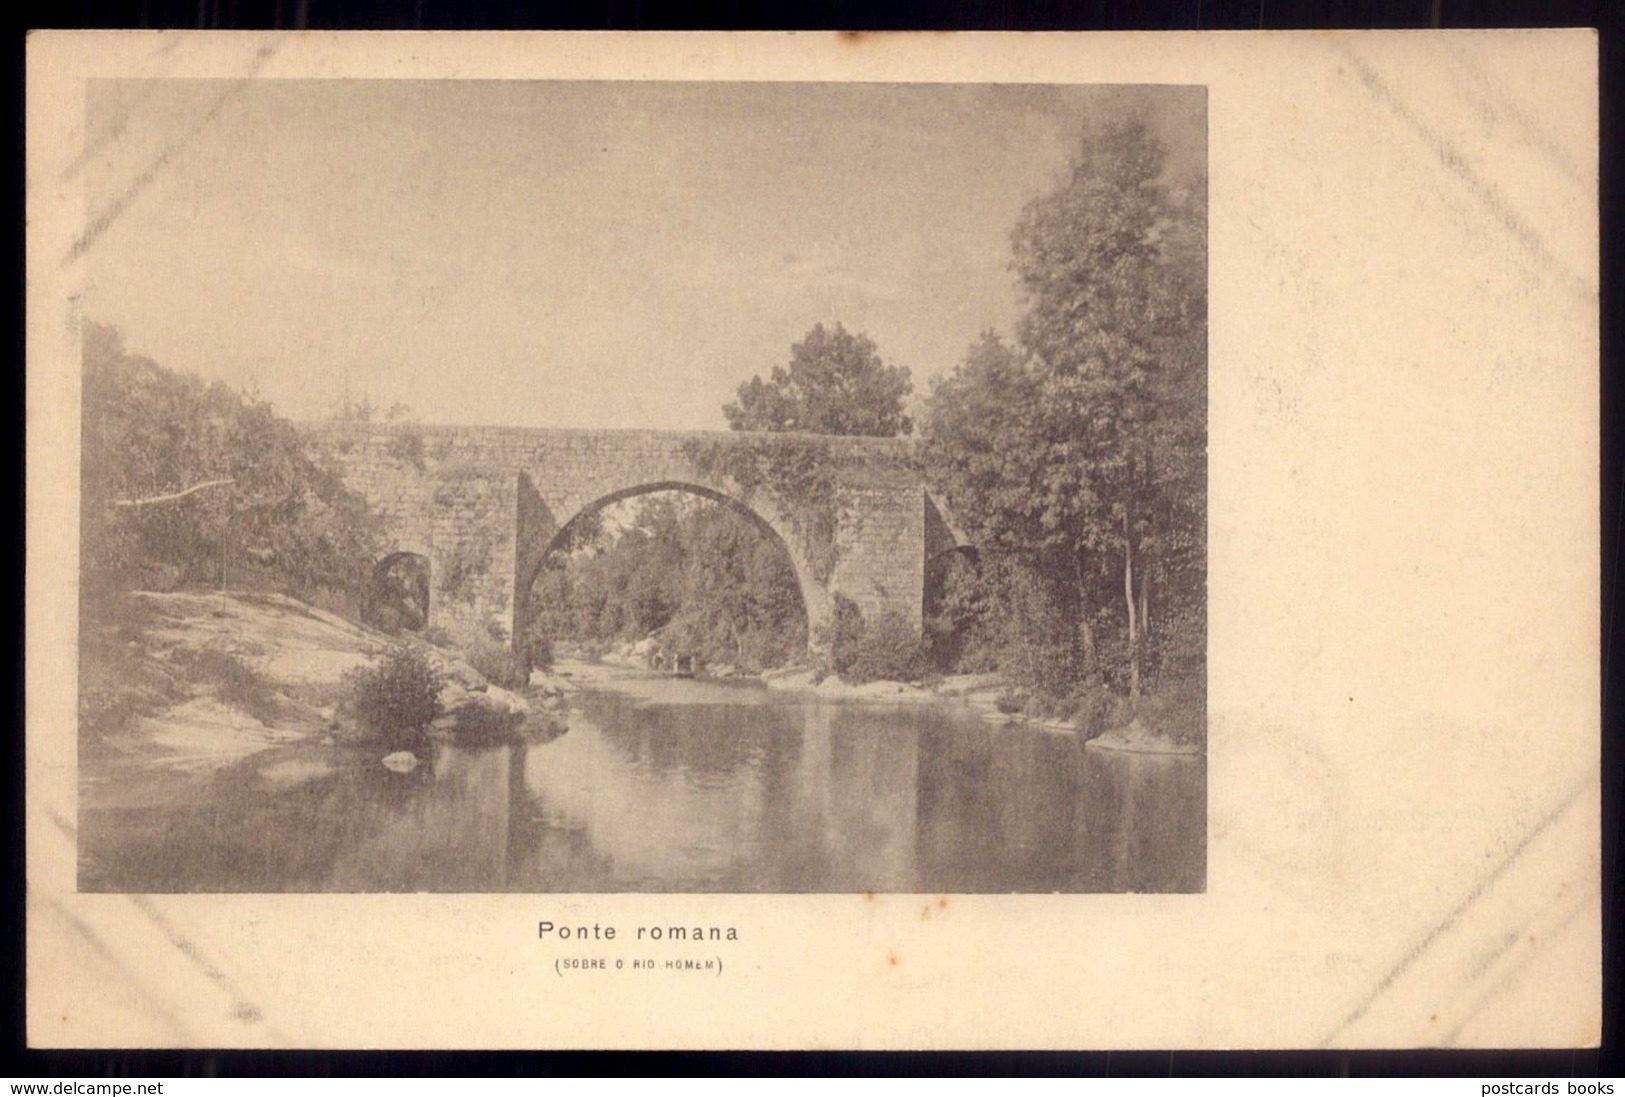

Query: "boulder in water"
<box><xmin>438</xmin><ymin>680</ymin><xmax>474</xmax><ymax>713</ymax></box>
<box><xmin>482</xmin><ymin>685</ymin><xmax>530</xmax><ymax>717</ymax></box>
<box><xmin>381</xmin><ymin>751</ymin><xmax>420</xmax><ymax>773</ymax></box>
<box><xmin>441</xmin><ymin>658</ymin><xmax>487</xmax><ymax>692</ymax></box>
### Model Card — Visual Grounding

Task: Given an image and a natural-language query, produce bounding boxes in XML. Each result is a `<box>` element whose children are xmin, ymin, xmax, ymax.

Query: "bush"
<box><xmin>994</xmin><ymin>685</ymin><xmax>1027</xmax><ymax>715</ymax></box>
<box><xmin>827</xmin><ymin>594</ymin><xmax>866</xmax><ymax>678</ymax></box>
<box><xmin>465</xmin><ymin>638</ymin><xmax>530</xmax><ymax>690</ymax></box>
<box><xmin>525</xmin><ymin>632</ymin><xmax>555</xmax><ymax>671</ymax></box>
<box><xmin>1139</xmin><ymin>678</ymin><xmax>1206</xmax><ymax>746</ymax></box>
<box><xmin>343</xmin><ymin>643</ymin><xmax>444</xmax><ymax>745</ymax></box>
<box><xmin>845</xmin><ymin>610</ymin><xmax>928</xmax><ymax>684</ymax></box>
<box><xmin>1064</xmin><ymin>680</ymin><xmax>1110</xmax><ymax>737</ymax></box>
<box><xmin>827</xmin><ymin>596</ymin><xmax>928</xmax><ymax>684</ymax></box>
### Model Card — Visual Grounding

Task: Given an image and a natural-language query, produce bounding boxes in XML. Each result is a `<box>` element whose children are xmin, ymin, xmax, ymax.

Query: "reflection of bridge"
<box><xmin>302</xmin><ymin>422</ymin><xmax>967</xmax><ymax>652</ymax></box>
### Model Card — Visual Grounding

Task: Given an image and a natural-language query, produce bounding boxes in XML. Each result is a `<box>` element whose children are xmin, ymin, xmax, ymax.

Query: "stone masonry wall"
<box><xmin>831</xmin><ymin>476</ymin><xmax>926</xmax><ymax>630</ymax></box>
<box><xmin>301</xmin><ymin>422</ymin><xmax>942</xmax><ymax>653</ymax></box>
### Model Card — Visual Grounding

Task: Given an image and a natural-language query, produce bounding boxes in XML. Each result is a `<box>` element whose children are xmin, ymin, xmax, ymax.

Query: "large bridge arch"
<box><xmin>513</xmin><ymin>479</ymin><xmax>824</xmax><ymax>656</ymax></box>
<box><xmin>301</xmin><ymin>421</ymin><xmax>953</xmax><ymax>658</ymax></box>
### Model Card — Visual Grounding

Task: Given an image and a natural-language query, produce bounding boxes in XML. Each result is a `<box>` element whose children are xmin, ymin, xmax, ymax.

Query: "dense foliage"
<box><xmin>80</xmin><ymin>323</ymin><xmax>382</xmax><ymax>602</ymax></box>
<box><xmin>921</xmin><ymin>111</ymin><xmax>1206</xmax><ymax>714</ymax></box>
<box><xmin>464</xmin><ymin>638</ymin><xmax>532</xmax><ymax>691</ymax></box>
<box><xmin>526</xmin><ymin>494</ymin><xmax>808</xmax><ymax>672</ymax></box>
<box><xmin>724</xmin><ymin>322</ymin><xmax>914</xmax><ymax>437</ymax></box>
<box><xmin>682</xmin><ymin>435</ymin><xmax>839</xmax><ymax>582</ymax></box>
<box><xmin>829</xmin><ymin>595</ymin><xmax>929</xmax><ymax>684</ymax></box>
<box><xmin>342</xmin><ymin>642</ymin><xmax>445</xmax><ymax>746</ymax></box>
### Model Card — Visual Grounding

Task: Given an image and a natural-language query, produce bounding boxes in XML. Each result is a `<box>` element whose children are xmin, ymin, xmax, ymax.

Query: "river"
<box><xmin>79</xmin><ymin>667</ymin><xmax>1205</xmax><ymax>893</ymax></box>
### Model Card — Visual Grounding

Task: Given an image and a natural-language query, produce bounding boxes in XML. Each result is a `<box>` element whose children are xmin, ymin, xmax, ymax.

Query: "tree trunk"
<box><xmin>1072</xmin><ymin>546</ymin><xmax>1096</xmax><ymax>670</ymax></box>
<box><xmin>1124</xmin><ymin>511</ymin><xmax>1140</xmax><ymax>703</ymax></box>
<box><xmin>1139</xmin><ymin>568</ymin><xmax>1151</xmax><ymax>646</ymax></box>
<box><xmin>1139</xmin><ymin>445</ymin><xmax>1154</xmax><ymax>661</ymax></box>
<box><xmin>1138</xmin><ymin>566</ymin><xmax>1151</xmax><ymax>694</ymax></box>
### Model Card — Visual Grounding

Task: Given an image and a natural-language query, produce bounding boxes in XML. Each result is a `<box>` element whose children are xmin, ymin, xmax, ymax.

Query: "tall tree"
<box><xmin>920</xmin><ymin>331</ymin><xmax>1049</xmax><ymax>554</ymax></box>
<box><xmin>1009</xmin><ymin>109</ymin><xmax>1206</xmax><ymax>698</ymax></box>
<box><xmin>724</xmin><ymin>322</ymin><xmax>914</xmax><ymax>437</ymax></box>
<box><xmin>924</xmin><ymin>109</ymin><xmax>1206</xmax><ymax>700</ymax></box>
<box><xmin>920</xmin><ymin>330</ymin><xmax>1103</xmax><ymax>687</ymax></box>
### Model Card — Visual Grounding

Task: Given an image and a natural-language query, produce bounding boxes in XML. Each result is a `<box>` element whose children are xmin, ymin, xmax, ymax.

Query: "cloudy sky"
<box><xmin>84</xmin><ymin>79</ymin><xmax>1203</xmax><ymax>431</ymax></box>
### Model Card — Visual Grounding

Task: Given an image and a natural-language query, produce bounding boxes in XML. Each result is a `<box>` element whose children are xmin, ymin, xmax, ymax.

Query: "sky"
<box><xmin>84</xmin><ymin>80</ymin><xmax>1204</xmax><ymax>432</ymax></box>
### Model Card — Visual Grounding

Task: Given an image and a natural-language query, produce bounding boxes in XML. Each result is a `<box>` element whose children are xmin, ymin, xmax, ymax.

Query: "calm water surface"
<box><xmin>81</xmin><ymin>671</ymin><xmax>1205</xmax><ymax>893</ymax></box>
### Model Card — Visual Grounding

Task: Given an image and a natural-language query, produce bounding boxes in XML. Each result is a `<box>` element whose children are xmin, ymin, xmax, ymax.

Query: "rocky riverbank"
<box><xmin>576</xmin><ymin>641</ymin><xmax>1193</xmax><ymax>749</ymax></box>
<box><xmin>523</xmin><ymin>639</ymin><xmax>1201</xmax><ymax>754</ymax></box>
<box><xmin>78</xmin><ymin>590</ymin><xmax>566</xmax><ymax>778</ymax></box>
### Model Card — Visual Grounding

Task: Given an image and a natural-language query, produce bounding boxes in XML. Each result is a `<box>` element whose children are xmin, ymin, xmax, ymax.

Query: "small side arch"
<box><xmin>924</xmin><ymin>491</ymin><xmax>973</xmax><ymax>560</ymax></box>
<box><xmin>366</xmin><ymin>551</ymin><xmax>431</xmax><ymax>633</ymax></box>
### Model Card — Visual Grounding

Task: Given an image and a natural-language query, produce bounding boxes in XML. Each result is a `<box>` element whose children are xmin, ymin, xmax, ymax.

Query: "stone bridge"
<box><xmin>302</xmin><ymin>422</ymin><xmax>967</xmax><ymax>655</ymax></box>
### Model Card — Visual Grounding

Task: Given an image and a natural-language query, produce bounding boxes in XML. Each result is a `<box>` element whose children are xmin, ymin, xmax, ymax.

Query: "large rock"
<box><xmin>119</xmin><ymin>698</ymin><xmax>303</xmax><ymax>773</ymax></box>
<box><xmin>438</xmin><ymin>679</ymin><xmax>527</xmax><ymax>721</ymax></box>
<box><xmin>813</xmin><ymin>674</ymin><xmax>850</xmax><ymax>696</ymax></box>
<box><xmin>846</xmin><ymin>679</ymin><xmax>933</xmax><ymax>703</ymax></box>
<box><xmin>130</xmin><ymin>591</ymin><xmax>376</xmax><ymax>692</ymax></box>
<box><xmin>810</xmin><ymin>675</ymin><xmax>934</xmax><ymax>704</ymax></box>
<box><xmin>763</xmin><ymin>667</ymin><xmax>820</xmax><ymax>692</ymax></box>
<box><xmin>937</xmin><ymin>672</ymin><xmax>1003</xmax><ymax>697</ymax></box>
<box><xmin>381</xmin><ymin>751</ymin><xmax>420</xmax><ymax>773</ymax></box>
<box><xmin>436</xmin><ymin>657</ymin><xmax>488</xmax><ymax>692</ymax></box>
<box><xmin>1086</xmin><ymin>716</ymin><xmax>1202</xmax><ymax>756</ymax></box>
<box><xmin>527</xmin><ymin>670</ymin><xmax>575</xmax><ymax>697</ymax></box>
<box><xmin>438</xmin><ymin>680</ymin><xmax>474</xmax><ymax>713</ymax></box>
<box><xmin>257</xmin><ymin>647</ymin><xmax>373</xmax><ymax>688</ymax></box>
<box><xmin>482</xmin><ymin>686</ymin><xmax>530</xmax><ymax>718</ymax></box>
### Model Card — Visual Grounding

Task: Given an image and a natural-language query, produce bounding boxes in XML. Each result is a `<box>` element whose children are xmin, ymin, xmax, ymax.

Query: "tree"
<box><xmin>1009</xmin><ymin>111</ymin><xmax>1206</xmax><ymax>698</ymax></box>
<box><xmin>921</xmin><ymin>330</ymin><xmax>1109</xmax><ymax>690</ymax></box>
<box><xmin>920</xmin><ymin>331</ymin><xmax>1048</xmax><ymax>554</ymax></box>
<box><xmin>922</xmin><ymin>108</ymin><xmax>1206</xmax><ymax>704</ymax></box>
<box><xmin>80</xmin><ymin>322</ymin><xmax>383</xmax><ymax>601</ymax></box>
<box><xmin>724</xmin><ymin>322</ymin><xmax>914</xmax><ymax>437</ymax></box>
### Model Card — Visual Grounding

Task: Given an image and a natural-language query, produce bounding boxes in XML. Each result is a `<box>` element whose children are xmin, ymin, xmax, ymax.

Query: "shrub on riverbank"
<box><xmin>827</xmin><ymin>595</ymin><xmax>864</xmax><ymax>678</ymax></box>
<box><xmin>1131</xmin><ymin>679</ymin><xmax>1206</xmax><ymax>746</ymax></box>
<box><xmin>465</xmin><ymin>638</ymin><xmax>530</xmax><ymax>690</ymax></box>
<box><xmin>525</xmin><ymin>633</ymin><xmax>554</xmax><ymax>671</ymax></box>
<box><xmin>826</xmin><ymin>595</ymin><xmax>929</xmax><ymax>684</ymax></box>
<box><xmin>343</xmin><ymin>642</ymin><xmax>444</xmax><ymax>746</ymax></box>
<box><xmin>846</xmin><ymin>611</ymin><xmax>929</xmax><ymax>683</ymax></box>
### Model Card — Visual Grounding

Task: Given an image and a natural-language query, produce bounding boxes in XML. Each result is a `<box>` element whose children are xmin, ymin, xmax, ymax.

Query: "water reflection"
<box><xmin>80</xmin><ymin>675</ymin><xmax>1205</xmax><ymax>893</ymax></box>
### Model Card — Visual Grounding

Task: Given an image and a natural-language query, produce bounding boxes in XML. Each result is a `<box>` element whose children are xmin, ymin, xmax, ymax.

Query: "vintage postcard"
<box><xmin>26</xmin><ymin>30</ymin><xmax>1598</xmax><ymax>1049</ymax></box>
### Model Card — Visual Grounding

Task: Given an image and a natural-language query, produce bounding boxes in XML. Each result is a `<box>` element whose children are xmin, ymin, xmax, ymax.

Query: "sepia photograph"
<box><xmin>73</xmin><ymin>78</ymin><xmax>1207</xmax><ymax>895</ymax></box>
<box><xmin>27</xmin><ymin>31</ymin><xmax>1597</xmax><ymax>1051</ymax></box>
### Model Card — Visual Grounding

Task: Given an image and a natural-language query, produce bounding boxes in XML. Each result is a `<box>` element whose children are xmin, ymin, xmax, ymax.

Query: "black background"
<box><xmin>2</xmin><ymin>0</ymin><xmax>1619</xmax><ymax>1079</ymax></box>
